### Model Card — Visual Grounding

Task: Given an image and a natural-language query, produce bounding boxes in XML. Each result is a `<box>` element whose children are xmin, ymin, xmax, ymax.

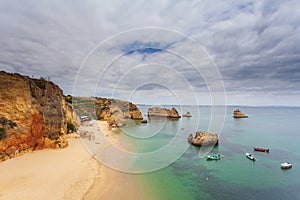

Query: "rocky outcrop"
<box><xmin>0</xmin><ymin>71</ymin><xmax>79</xmax><ymax>161</ymax></box>
<box><xmin>182</xmin><ymin>112</ymin><xmax>192</xmax><ymax>117</ymax></box>
<box><xmin>141</xmin><ymin>119</ymin><xmax>148</xmax><ymax>123</ymax></box>
<box><xmin>233</xmin><ymin>108</ymin><xmax>248</xmax><ymax>118</ymax></box>
<box><xmin>147</xmin><ymin>107</ymin><xmax>181</xmax><ymax>118</ymax></box>
<box><xmin>73</xmin><ymin>97</ymin><xmax>143</xmax><ymax>127</ymax></box>
<box><xmin>188</xmin><ymin>131</ymin><xmax>219</xmax><ymax>146</ymax></box>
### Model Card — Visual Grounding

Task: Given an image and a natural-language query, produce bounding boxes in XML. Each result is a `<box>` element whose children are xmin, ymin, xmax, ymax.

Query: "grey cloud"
<box><xmin>0</xmin><ymin>0</ymin><xmax>299</xmax><ymax>105</ymax></box>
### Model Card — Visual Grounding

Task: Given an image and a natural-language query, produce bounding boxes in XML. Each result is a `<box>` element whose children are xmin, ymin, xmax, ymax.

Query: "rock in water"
<box><xmin>188</xmin><ymin>131</ymin><xmax>219</xmax><ymax>146</ymax></box>
<box><xmin>147</xmin><ymin>107</ymin><xmax>181</xmax><ymax>118</ymax></box>
<box><xmin>140</xmin><ymin>119</ymin><xmax>148</xmax><ymax>123</ymax></box>
<box><xmin>182</xmin><ymin>112</ymin><xmax>192</xmax><ymax>117</ymax></box>
<box><xmin>233</xmin><ymin>108</ymin><xmax>248</xmax><ymax>118</ymax></box>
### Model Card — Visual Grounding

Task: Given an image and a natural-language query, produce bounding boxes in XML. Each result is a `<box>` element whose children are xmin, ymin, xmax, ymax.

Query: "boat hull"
<box><xmin>245</xmin><ymin>153</ymin><xmax>256</xmax><ymax>161</ymax></box>
<box><xmin>253</xmin><ymin>147</ymin><xmax>269</xmax><ymax>153</ymax></box>
<box><xmin>281</xmin><ymin>162</ymin><xmax>292</xmax><ymax>169</ymax></box>
<box><xmin>207</xmin><ymin>155</ymin><xmax>221</xmax><ymax>160</ymax></box>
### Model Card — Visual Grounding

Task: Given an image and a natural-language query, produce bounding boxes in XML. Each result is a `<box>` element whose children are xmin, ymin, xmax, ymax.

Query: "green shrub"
<box><xmin>0</xmin><ymin>128</ymin><xmax>7</xmax><ymax>140</ymax></box>
<box><xmin>65</xmin><ymin>95</ymin><xmax>72</xmax><ymax>104</ymax></box>
<box><xmin>67</xmin><ymin>122</ymin><xmax>76</xmax><ymax>133</ymax></box>
<box><xmin>100</xmin><ymin>106</ymin><xmax>108</xmax><ymax>110</ymax></box>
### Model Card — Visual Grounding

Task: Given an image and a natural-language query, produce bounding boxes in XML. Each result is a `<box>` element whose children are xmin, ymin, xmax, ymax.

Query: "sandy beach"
<box><xmin>0</xmin><ymin>121</ymin><xmax>151</xmax><ymax>200</ymax></box>
<box><xmin>80</xmin><ymin>121</ymin><xmax>151</xmax><ymax>200</ymax></box>
<box><xmin>0</xmin><ymin>134</ymin><xmax>99</xmax><ymax>200</ymax></box>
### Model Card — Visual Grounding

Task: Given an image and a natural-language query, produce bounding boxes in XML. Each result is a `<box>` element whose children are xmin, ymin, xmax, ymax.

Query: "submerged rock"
<box><xmin>233</xmin><ymin>108</ymin><xmax>248</xmax><ymax>118</ymax></box>
<box><xmin>188</xmin><ymin>131</ymin><xmax>219</xmax><ymax>146</ymax></box>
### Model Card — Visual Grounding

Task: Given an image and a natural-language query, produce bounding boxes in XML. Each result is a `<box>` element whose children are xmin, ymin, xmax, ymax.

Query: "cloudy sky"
<box><xmin>1</xmin><ymin>0</ymin><xmax>300</xmax><ymax>106</ymax></box>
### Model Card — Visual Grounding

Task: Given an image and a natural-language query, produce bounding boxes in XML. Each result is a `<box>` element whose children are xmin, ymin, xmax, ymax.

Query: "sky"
<box><xmin>0</xmin><ymin>0</ymin><xmax>300</xmax><ymax>106</ymax></box>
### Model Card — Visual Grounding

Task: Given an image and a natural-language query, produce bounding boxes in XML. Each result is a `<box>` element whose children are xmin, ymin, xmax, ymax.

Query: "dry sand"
<box><xmin>0</xmin><ymin>135</ymin><xmax>99</xmax><ymax>200</ymax></box>
<box><xmin>0</xmin><ymin>121</ymin><xmax>152</xmax><ymax>200</ymax></box>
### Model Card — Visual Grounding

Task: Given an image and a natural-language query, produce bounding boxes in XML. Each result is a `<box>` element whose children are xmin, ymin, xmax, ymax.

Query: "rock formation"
<box><xmin>147</xmin><ymin>107</ymin><xmax>181</xmax><ymax>118</ymax></box>
<box><xmin>0</xmin><ymin>71</ymin><xmax>79</xmax><ymax>161</ymax></box>
<box><xmin>188</xmin><ymin>131</ymin><xmax>219</xmax><ymax>146</ymax></box>
<box><xmin>233</xmin><ymin>108</ymin><xmax>248</xmax><ymax>118</ymax></box>
<box><xmin>140</xmin><ymin>119</ymin><xmax>148</xmax><ymax>123</ymax></box>
<box><xmin>182</xmin><ymin>112</ymin><xmax>192</xmax><ymax>117</ymax></box>
<box><xmin>72</xmin><ymin>97</ymin><xmax>143</xmax><ymax>127</ymax></box>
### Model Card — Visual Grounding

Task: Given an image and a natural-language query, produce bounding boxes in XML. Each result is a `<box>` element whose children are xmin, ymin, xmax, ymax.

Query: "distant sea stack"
<box><xmin>0</xmin><ymin>71</ymin><xmax>80</xmax><ymax>161</ymax></box>
<box><xmin>233</xmin><ymin>108</ymin><xmax>248</xmax><ymax>118</ymax></box>
<box><xmin>182</xmin><ymin>112</ymin><xmax>192</xmax><ymax>117</ymax></box>
<box><xmin>73</xmin><ymin>97</ymin><xmax>143</xmax><ymax>127</ymax></box>
<box><xmin>188</xmin><ymin>131</ymin><xmax>219</xmax><ymax>146</ymax></box>
<box><xmin>147</xmin><ymin>107</ymin><xmax>181</xmax><ymax>118</ymax></box>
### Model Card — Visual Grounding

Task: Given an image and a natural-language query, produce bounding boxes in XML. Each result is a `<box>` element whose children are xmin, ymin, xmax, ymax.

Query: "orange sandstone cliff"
<box><xmin>0</xmin><ymin>71</ymin><xmax>79</xmax><ymax>161</ymax></box>
<box><xmin>233</xmin><ymin>108</ymin><xmax>248</xmax><ymax>118</ymax></box>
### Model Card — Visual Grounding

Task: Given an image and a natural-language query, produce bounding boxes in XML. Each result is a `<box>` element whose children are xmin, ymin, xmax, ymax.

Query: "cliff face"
<box><xmin>0</xmin><ymin>71</ymin><xmax>79</xmax><ymax>161</ymax></box>
<box><xmin>73</xmin><ymin>97</ymin><xmax>143</xmax><ymax>127</ymax></box>
<box><xmin>147</xmin><ymin>107</ymin><xmax>181</xmax><ymax>118</ymax></box>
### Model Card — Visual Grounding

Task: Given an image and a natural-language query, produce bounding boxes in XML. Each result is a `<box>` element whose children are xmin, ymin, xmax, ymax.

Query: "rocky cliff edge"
<box><xmin>0</xmin><ymin>71</ymin><xmax>79</xmax><ymax>161</ymax></box>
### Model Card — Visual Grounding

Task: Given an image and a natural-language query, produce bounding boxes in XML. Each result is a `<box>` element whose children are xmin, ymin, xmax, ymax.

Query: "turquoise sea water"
<box><xmin>114</xmin><ymin>106</ymin><xmax>300</xmax><ymax>200</ymax></box>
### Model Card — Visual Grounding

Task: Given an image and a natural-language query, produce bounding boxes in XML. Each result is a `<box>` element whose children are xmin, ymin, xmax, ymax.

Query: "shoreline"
<box><xmin>82</xmin><ymin>121</ymin><xmax>154</xmax><ymax>200</ymax></box>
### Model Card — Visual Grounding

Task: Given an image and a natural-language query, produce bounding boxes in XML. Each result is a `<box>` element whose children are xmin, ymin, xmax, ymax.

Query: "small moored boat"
<box><xmin>280</xmin><ymin>162</ymin><xmax>292</xmax><ymax>169</ymax></box>
<box><xmin>207</xmin><ymin>154</ymin><xmax>221</xmax><ymax>160</ymax></box>
<box><xmin>246</xmin><ymin>153</ymin><xmax>256</xmax><ymax>161</ymax></box>
<box><xmin>253</xmin><ymin>147</ymin><xmax>269</xmax><ymax>153</ymax></box>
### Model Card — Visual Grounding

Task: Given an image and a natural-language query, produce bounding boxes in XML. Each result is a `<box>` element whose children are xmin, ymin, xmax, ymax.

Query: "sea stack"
<box><xmin>233</xmin><ymin>108</ymin><xmax>248</xmax><ymax>118</ymax></box>
<box><xmin>182</xmin><ymin>112</ymin><xmax>192</xmax><ymax>117</ymax></box>
<box><xmin>147</xmin><ymin>107</ymin><xmax>181</xmax><ymax>118</ymax></box>
<box><xmin>188</xmin><ymin>131</ymin><xmax>219</xmax><ymax>146</ymax></box>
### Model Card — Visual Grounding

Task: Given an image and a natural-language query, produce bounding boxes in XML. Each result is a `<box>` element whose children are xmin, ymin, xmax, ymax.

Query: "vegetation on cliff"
<box><xmin>0</xmin><ymin>128</ymin><xmax>7</xmax><ymax>140</ymax></box>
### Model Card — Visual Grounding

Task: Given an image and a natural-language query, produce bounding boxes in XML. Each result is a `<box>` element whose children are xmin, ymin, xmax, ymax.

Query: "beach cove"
<box><xmin>1</xmin><ymin>106</ymin><xmax>300</xmax><ymax>199</ymax></box>
<box><xmin>0</xmin><ymin>121</ymin><xmax>152</xmax><ymax>200</ymax></box>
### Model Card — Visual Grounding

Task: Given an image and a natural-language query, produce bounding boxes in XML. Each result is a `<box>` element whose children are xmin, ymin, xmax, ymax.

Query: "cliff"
<box><xmin>147</xmin><ymin>107</ymin><xmax>181</xmax><ymax>118</ymax></box>
<box><xmin>72</xmin><ymin>97</ymin><xmax>143</xmax><ymax>127</ymax></box>
<box><xmin>233</xmin><ymin>108</ymin><xmax>248</xmax><ymax>118</ymax></box>
<box><xmin>188</xmin><ymin>131</ymin><xmax>219</xmax><ymax>146</ymax></box>
<box><xmin>0</xmin><ymin>71</ymin><xmax>79</xmax><ymax>161</ymax></box>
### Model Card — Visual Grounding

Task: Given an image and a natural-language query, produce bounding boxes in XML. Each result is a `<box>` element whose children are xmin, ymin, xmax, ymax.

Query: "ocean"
<box><xmin>109</xmin><ymin>106</ymin><xmax>300</xmax><ymax>200</ymax></box>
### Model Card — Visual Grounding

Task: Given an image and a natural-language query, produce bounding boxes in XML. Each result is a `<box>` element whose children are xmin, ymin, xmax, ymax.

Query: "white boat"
<box><xmin>207</xmin><ymin>154</ymin><xmax>221</xmax><ymax>160</ymax></box>
<box><xmin>280</xmin><ymin>162</ymin><xmax>292</xmax><ymax>169</ymax></box>
<box><xmin>245</xmin><ymin>152</ymin><xmax>256</xmax><ymax>161</ymax></box>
